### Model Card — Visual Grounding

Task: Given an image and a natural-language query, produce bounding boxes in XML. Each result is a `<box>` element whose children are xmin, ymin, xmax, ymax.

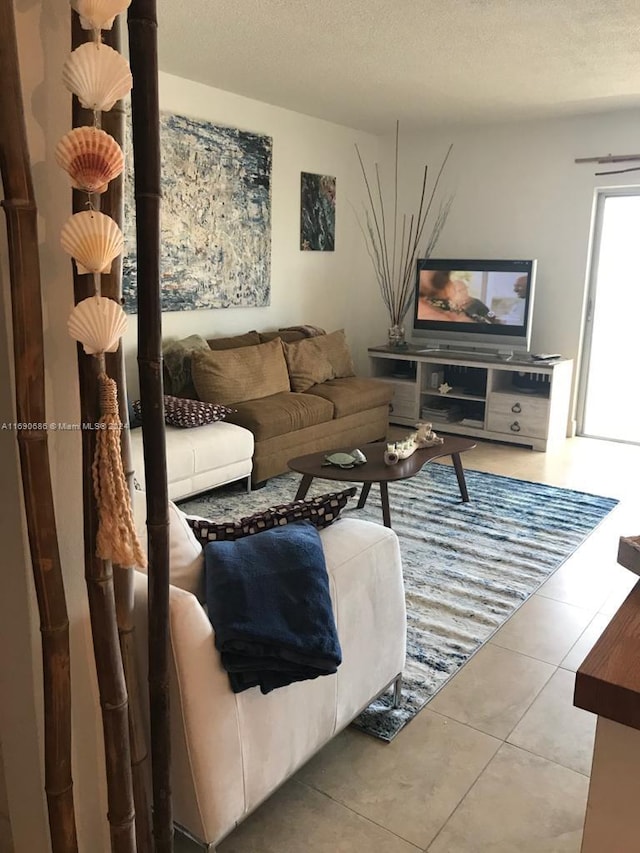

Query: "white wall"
<box><xmin>123</xmin><ymin>72</ymin><xmax>386</xmax><ymax>397</ymax></box>
<box><xmin>392</xmin><ymin>109</ymin><xmax>640</xmax><ymax>417</ymax></box>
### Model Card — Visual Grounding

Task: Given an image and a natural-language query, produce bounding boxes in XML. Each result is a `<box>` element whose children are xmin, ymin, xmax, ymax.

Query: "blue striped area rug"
<box><xmin>179</xmin><ymin>466</ymin><xmax>618</xmax><ymax>742</ymax></box>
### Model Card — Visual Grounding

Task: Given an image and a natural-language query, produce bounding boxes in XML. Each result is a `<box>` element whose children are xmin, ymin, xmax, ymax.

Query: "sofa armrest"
<box><xmin>320</xmin><ymin>520</ymin><xmax>406</xmax><ymax>728</ymax></box>
<box><xmin>133</xmin><ymin>573</ymin><xmax>245</xmax><ymax>845</ymax></box>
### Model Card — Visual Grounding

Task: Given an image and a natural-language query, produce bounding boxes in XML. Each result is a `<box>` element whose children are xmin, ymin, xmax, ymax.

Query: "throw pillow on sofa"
<box><xmin>282</xmin><ymin>337</ymin><xmax>335</xmax><ymax>392</ymax></box>
<box><xmin>313</xmin><ymin>329</ymin><xmax>356</xmax><ymax>378</ymax></box>
<box><xmin>132</xmin><ymin>395</ymin><xmax>233</xmax><ymax>428</ymax></box>
<box><xmin>191</xmin><ymin>338</ymin><xmax>290</xmax><ymax>406</ymax></box>
<box><xmin>162</xmin><ymin>334</ymin><xmax>210</xmax><ymax>398</ymax></box>
<box><xmin>185</xmin><ymin>487</ymin><xmax>357</xmax><ymax>543</ymax></box>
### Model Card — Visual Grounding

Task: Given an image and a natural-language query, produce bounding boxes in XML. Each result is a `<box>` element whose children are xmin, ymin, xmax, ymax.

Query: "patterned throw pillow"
<box><xmin>132</xmin><ymin>395</ymin><xmax>234</xmax><ymax>429</ymax></box>
<box><xmin>185</xmin><ymin>488</ymin><xmax>357</xmax><ymax>544</ymax></box>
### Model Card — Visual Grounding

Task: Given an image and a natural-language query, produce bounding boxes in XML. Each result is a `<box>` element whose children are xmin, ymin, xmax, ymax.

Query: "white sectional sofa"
<box><xmin>130</xmin><ymin>420</ymin><xmax>254</xmax><ymax>501</ymax></box>
<box><xmin>132</xmin><ymin>493</ymin><xmax>406</xmax><ymax>850</ymax></box>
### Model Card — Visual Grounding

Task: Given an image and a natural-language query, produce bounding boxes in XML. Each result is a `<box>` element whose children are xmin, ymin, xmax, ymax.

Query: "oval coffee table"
<box><xmin>288</xmin><ymin>436</ymin><xmax>477</xmax><ymax>528</ymax></box>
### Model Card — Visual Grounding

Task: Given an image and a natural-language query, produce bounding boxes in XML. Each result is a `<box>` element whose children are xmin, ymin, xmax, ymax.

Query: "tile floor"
<box><xmin>176</xmin><ymin>436</ymin><xmax>640</xmax><ymax>852</ymax></box>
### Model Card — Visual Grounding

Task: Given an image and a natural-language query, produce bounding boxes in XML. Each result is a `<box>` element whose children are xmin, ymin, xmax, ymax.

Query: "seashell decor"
<box><xmin>61</xmin><ymin>210</ymin><xmax>124</xmax><ymax>274</ymax></box>
<box><xmin>70</xmin><ymin>0</ymin><xmax>132</xmax><ymax>31</ymax></box>
<box><xmin>68</xmin><ymin>295</ymin><xmax>128</xmax><ymax>355</ymax></box>
<box><xmin>62</xmin><ymin>42</ymin><xmax>132</xmax><ymax>112</ymax></box>
<box><xmin>55</xmin><ymin>126</ymin><xmax>124</xmax><ymax>194</ymax></box>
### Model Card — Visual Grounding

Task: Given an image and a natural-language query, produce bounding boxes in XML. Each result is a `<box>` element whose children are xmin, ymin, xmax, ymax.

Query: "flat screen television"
<box><xmin>411</xmin><ymin>258</ymin><xmax>536</xmax><ymax>357</ymax></box>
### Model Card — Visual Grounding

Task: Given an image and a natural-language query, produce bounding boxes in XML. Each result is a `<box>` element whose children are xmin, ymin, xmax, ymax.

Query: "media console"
<box><xmin>369</xmin><ymin>345</ymin><xmax>574</xmax><ymax>452</ymax></box>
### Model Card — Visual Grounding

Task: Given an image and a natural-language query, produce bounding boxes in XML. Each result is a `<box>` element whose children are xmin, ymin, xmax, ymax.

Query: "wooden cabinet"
<box><xmin>369</xmin><ymin>346</ymin><xmax>574</xmax><ymax>451</ymax></box>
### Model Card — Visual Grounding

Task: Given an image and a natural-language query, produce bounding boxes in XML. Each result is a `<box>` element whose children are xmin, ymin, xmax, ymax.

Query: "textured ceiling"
<box><xmin>156</xmin><ymin>0</ymin><xmax>640</xmax><ymax>133</ymax></box>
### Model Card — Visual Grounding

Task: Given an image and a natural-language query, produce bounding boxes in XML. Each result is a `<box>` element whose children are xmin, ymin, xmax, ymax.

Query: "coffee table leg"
<box><xmin>295</xmin><ymin>474</ymin><xmax>314</xmax><ymax>501</ymax></box>
<box><xmin>451</xmin><ymin>453</ymin><xmax>470</xmax><ymax>502</ymax></box>
<box><xmin>379</xmin><ymin>481</ymin><xmax>392</xmax><ymax>528</ymax></box>
<box><xmin>357</xmin><ymin>481</ymin><xmax>372</xmax><ymax>509</ymax></box>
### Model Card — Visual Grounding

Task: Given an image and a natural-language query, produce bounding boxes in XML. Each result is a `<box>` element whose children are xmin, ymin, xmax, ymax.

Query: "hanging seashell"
<box><xmin>62</xmin><ymin>42</ymin><xmax>132</xmax><ymax>112</ymax></box>
<box><xmin>61</xmin><ymin>210</ymin><xmax>124</xmax><ymax>275</ymax></box>
<box><xmin>55</xmin><ymin>126</ymin><xmax>124</xmax><ymax>194</ymax></box>
<box><xmin>70</xmin><ymin>0</ymin><xmax>132</xmax><ymax>31</ymax></box>
<box><xmin>68</xmin><ymin>296</ymin><xmax>128</xmax><ymax>355</ymax></box>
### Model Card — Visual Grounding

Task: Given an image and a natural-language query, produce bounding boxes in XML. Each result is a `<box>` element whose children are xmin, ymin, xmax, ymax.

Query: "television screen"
<box><xmin>412</xmin><ymin>259</ymin><xmax>536</xmax><ymax>353</ymax></box>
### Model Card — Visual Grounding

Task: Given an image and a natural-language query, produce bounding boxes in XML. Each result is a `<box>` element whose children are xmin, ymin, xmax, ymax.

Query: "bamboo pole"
<box><xmin>70</xmin><ymin>17</ymin><xmax>136</xmax><ymax>853</ymax></box>
<box><xmin>101</xmin><ymin>18</ymin><xmax>154</xmax><ymax>853</ymax></box>
<box><xmin>0</xmin><ymin>5</ymin><xmax>79</xmax><ymax>851</ymax></box>
<box><xmin>127</xmin><ymin>2</ymin><xmax>173</xmax><ymax>849</ymax></box>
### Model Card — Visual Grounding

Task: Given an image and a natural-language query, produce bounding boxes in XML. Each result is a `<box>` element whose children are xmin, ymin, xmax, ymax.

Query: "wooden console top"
<box><xmin>574</xmin><ymin>578</ymin><xmax>640</xmax><ymax>731</ymax></box>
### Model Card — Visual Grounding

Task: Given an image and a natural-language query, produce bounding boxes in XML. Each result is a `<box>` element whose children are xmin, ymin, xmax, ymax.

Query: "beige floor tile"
<box><xmin>561</xmin><ymin>613</ymin><xmax>612</xmax><ymax>672</ymax></box>
<box><xmin>216</xmin><ymin>780</ymin><xmax>420</xmax><ymax>853</ymax></box>
<box><xmin>427</xmin><ymin>743</ymin><xmax>588</xmax><ymax>853</ymax></box>
<box><xmin>295</xmin><ymin>710</ymin><xmax>500</xmax><ymax>849</ymax></box>
<box><xmin>428</xmin><ymin>643</ymin><xmax>555</xmax><ymax>738</ymax></box>
<box><xmin>598</xmin><ymin>569</ymin><xmax>638</xmax><ymax>616</ymax></box>
<box><xmin>535</xmin><ymin>557</ymin><xmax>614</xmax><ymax>612</ymax></box>
<box><xmin>507</xmin><ymin>668</ymin><xmax>596</xmax><ymax>775</ymax></box>
<box><xmin>491</xmin><ymin>594</ymin><xmax>593</xmax><ymax>664</ymax></box>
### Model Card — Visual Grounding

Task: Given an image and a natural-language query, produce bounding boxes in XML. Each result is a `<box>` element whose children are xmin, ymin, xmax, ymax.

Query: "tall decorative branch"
<box><xmin>355</xmin><ymin>121</ymin><xmax>454</xmax><ymax>333</ymax></box>
<box><xmin>127</xmin><ymin>1</ymin><xmax>173</xmax><ymax>850</ymax></box>
<box><xmin>0</xmin><ymin>4</ymin><xmax>79</xmax><ymax>850</ymax></box>
<box><xmin>65</xmin><ymin>5</ymin><xmax>143</xmax><ymax>850</ymax></box>
<box><xmin>100</xmin><ymin>17</ymin><xmax>154</xmax><ymax>853</ymax></box>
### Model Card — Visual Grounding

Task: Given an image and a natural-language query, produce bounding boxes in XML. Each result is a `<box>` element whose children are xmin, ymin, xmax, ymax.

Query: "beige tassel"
<box><xmin>92</xmin><ymin>373</ymin><xmax>147</xmax><ymax>567</ymax></box>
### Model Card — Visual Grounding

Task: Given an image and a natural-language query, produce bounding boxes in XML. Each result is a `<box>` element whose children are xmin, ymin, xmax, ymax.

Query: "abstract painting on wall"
<box><xmin>123</xmin><ymin>111</ymin><xmax>272</xmax><ymax>312</ymax></box>
<box><xmin>300</xmin><ymin>172</ymin><xmax>336</xmax><ymax>251</ymax></box>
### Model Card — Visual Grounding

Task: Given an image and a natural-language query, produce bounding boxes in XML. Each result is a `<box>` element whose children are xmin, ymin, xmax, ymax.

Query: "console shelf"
<box><xmin>369</xmin><ymin>345</ymin><xmax>574</xmax><ymax>451</ymax></box>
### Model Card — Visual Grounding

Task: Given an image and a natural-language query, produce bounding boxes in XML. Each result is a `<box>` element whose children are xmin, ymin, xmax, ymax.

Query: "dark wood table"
<box><xmin>288</xmin><ymin>436</ymin><xmax>477</xmax><ymax>528</ymax></box>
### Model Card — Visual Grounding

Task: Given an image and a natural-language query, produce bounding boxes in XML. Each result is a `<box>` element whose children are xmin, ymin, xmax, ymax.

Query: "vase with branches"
<box><xmin>355</xmin><ymin>122</ymin><xmax>454</xmax><ymax>348</ymax></box>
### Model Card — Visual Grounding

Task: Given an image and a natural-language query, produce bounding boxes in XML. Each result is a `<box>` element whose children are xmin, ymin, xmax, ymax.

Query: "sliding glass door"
<box><xmin>578</xmin><ymin>191</ymin><xmax>640</xmax><ymax>444</ymax></box>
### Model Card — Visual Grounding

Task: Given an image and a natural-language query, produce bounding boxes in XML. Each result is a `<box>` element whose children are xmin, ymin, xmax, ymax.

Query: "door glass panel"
<box><xmin>581</xmin><ymin>194</ymin><xmax>640</xmax><ymax>444</ymax></box>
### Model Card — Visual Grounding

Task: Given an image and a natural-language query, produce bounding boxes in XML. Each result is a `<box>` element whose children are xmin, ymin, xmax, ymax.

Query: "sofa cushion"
<box><xmin>313</xmin><ymin>329</ymin><xmax>356</xmax><ymax>378</ymax></box>
<box><xmin>192</xmin><ymin>339</ymin><xmax>290</xmax><ymax>406</ymax></box>
<box><xmin>185</xmin><ymin>488</ymin><xmax>357</xmax><ymax>544</ymax></box>
<box><xmin>132</xmin><ymin>489</ymin><xmax>205</xmax><ymax>601</ymax></box>
<box><xmin>258</xmin><ymin>330</ymin><xmax>307</xmax><ymax>344</ymax></box>
<box><xmin>228</xmin><ymin>391</ymin><xmax>334</xmax><ymax>441</ymax></box>
<box><xmin>306</xmin><ymin>377</ymin><xmax>393</xmax><ymax>418</ymax></box>
<box><xmin>131</xmin><ymin>421</ymin><xmax>254</xmax><ymax>502</ymax></box>
<box><xmin>282</xmin><ymin>337</ymin><xmax>335</xmax><ymax>392</ymax></box>
<box><xmin>206</xmin><ymin>330</ymin><xmax>261</xmax><ymax>350</ymax></box>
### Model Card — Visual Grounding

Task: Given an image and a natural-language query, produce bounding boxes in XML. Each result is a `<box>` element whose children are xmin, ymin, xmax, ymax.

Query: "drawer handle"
<box><xmin>510</xmin><ymin>421</ymin><xmax>521</xmax><ymax>432</ymax></box>
<box><xmin>511</xmin><ymin>402</ymin><xmax>522</xmax><ymax>413</ymax></box>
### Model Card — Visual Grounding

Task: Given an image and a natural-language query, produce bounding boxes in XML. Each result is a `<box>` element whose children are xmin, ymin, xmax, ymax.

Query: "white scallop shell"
<box><xmin>68</xmin><ymin>296</ymin><xmax>128</xmax><ymax>355</ymax></box>
<box><xmin>55</xmin><ymin>126</ymin><xmax>124</xmax><ymax>194</ymax></box>
<box><xmin>60</xmin><ymin>211</ymin><xmax>124</xmax><ymax>275</ymax></box>
<box><xmin>62</xmin><ymin>42</ymin><xmax>132</xmax><ymax>112</ymax></box>
<box><xmin>70</xmin><ymin>0</ymin><xmax>131</xmax><ymax>31</ymax></box>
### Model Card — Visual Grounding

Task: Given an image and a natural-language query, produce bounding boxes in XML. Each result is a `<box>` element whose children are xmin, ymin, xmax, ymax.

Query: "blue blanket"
<box><xmin>204</xmin><ymin>520</ymin><xmax>342</xmax><ymax>694</ymax></box>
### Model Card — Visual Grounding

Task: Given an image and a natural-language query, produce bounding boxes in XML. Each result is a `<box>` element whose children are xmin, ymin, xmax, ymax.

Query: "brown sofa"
<box><xmin>163</xmin><ymin>327</ymin><xmax>393</xmax><ymax>485</ymax></box>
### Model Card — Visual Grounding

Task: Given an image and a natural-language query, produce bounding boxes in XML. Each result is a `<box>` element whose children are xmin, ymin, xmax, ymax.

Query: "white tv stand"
<box><xmin>369</xmin><ymin>345</ymin><xmax>574</xmax><ymax>452</ymax></box>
